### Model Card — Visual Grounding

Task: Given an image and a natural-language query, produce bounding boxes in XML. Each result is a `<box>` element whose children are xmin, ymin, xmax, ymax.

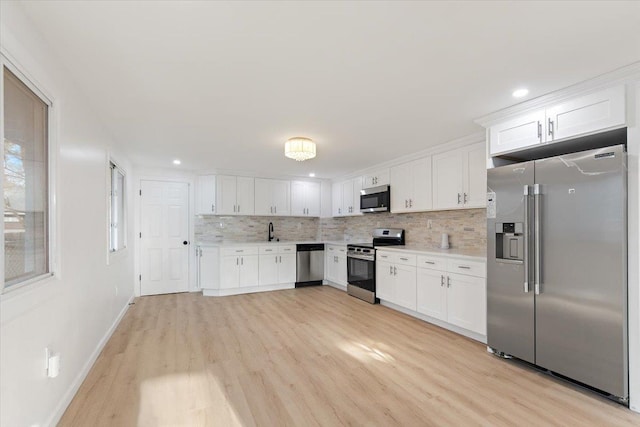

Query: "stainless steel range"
<box><xmin>347</xmin><ymin>228</ymin><xmax>405</xmax><ymax>303</ymax></box>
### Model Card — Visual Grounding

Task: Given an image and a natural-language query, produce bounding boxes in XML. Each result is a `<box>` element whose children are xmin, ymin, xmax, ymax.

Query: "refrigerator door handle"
<box><xmin>534</xmin><ymin>183</ymin><xmax>541</xmax><ymax>295</ymax></box>
<box><xmin>523</xmin><ymin>185</ymin><xmax>530</xmax><ymax>293</ymax></box>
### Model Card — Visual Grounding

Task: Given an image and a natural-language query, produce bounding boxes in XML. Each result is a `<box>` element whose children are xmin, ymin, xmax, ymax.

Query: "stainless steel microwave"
<box><xmin>360</xmin><ymin>185</ymin><xmax>390</xmax><ymax>213</ymax></box>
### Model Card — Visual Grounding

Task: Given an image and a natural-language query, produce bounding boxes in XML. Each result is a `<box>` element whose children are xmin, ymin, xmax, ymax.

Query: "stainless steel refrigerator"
<box><xmin>487</xmin><ymin>144</ymin><xmax>628</xmax><ymax>402</ymax></box>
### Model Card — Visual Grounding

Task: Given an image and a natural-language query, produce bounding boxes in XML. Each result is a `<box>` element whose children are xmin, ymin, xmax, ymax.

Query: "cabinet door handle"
<box><xmin>400</xmin><ymin>257</ymin><xmax>409</xmax><ymax>261</ymax></box>
<box><xmin>236</xmin><ymin>257</ymin><xmax>239</xmax><ymax>265</ymax></box>
<box><xmin>457</xmin><ymin>193</ymin><xmax>461</xmax><ymax>204</ymax></box>
<box><xmin>463</xmin><ymin>193</ymin><xmax>468</xmax><ymax>204</ymax></box>
<box><xmin>441</xmin><ymin>275</ymin><xmax>444</xmax><ymax>287</ymax></box>
<box><xmin>425</xmin><ymin>261</ymin><xmax>435</xmax><ymax>265</ymax></box>
<box><xmin>393</xmin><ymin>266</ymin><xmax>397</xmax><ymax>276</ymax></box>
<box><xmin>233</xmin><ymin>205</ymin><xmax>236</xmax><ymax>213</ymax></box>
<box><xmin>458</xmin><ymin>265</ymin><xmax>471</xmax><ymax>270</ymax></box>
<box><xmin>270</xmin><ymin>206</ymin><xmax>273</xmax><ymax>213</ymax></box>
<box><xmin>241</xmin><ymin>257</ymin><xmax>244</xmax><ymax>265</ymax></box>
<box><xmin>548</xmin><ymin>118</ymin><xmax>554</xmax><ymax>138</ymax></box>
<box><xmin>447</xmin><ymin>276</ymin><xmax>451</xmax><ymax>288</ymax></box>
<box><xmin>405</xmin><ymin>200</ymin><xmax>408</xmax><ymax>208</ymax></box>
<box><xmin>389</xmin><ymin>265</ymin><xmax>393</xmax><ymax>275</ymax></box>
<box><xmin>409</xmin><ymin>199</ymin><xmax>412</xmax><ymax>208</ymax></box>
<box><xmin>537</xmin><ymin>121</ymin><xmax>542</xmax><ymax>140</ymax></box>
<box><xmin>211</xmin><ymin>204</ymin><xmax>215</xmax><ymax>212</ymax></box>
<box><xmin>275</xmin><ymin>255</ymin><xmax>278</xmax><ymax>263</ymax></box>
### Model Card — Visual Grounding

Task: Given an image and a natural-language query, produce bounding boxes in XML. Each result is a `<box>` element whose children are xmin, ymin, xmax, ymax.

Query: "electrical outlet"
<box><xmin>427</xmin><ymin>219</ymin><xmax>433</xmax><ymax>229</ymax></box>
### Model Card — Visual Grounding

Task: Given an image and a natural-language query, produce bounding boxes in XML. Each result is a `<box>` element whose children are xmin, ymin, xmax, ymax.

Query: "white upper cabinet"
<box><xmin>390</xmin><ymin>157</ymin><xmax>432</xmax><ymax>213</ymax></box>
<box><xmin>255</xmin><ymin>178</ymin><xmax>290</xmax><ymax>216</ymax></box>
<box><xmin>332</xmin><ymin>183</ymin><xmax>343</xmax><ymax>216</ymax></box>
<box><xmin>545</xmin><ymin>85</ymin><xmax>625</xmax><ymax>141</ymax></box>
<box><xmin>433</xmin><ymin>142</ymin><xmax>486</xmax><ymax>210</ymax></box>
<box><xmin>332</xmin><ymin>178</ymin><xmax>362</xmax><ymax>217</ymax></box>
<box><xmin>216</xmin><ymin>175</ymin><xmax>255</xmax><ymax>215</ymax></box>
<box><xmin>196</xmin><ymin>175</ymin><xmax>216</xmax><ymax>215</ymax></box>
<box><xmin>291</xmin><ymin>181</ymin><xmax>321</xmax><ymax>217</ymax></box>
<box><xmin>363</xmin><ymin>169</ymin><xmax>390</xmax><ymax>189</ymax></box>
<box><xmin>488</xmin><ymin>85</ymin><xmax>626</xmax><ymax>156</ymax></box>
<box><xmin>488</xmin><ymin>110</ymin><xmax>545</xmax><ymax>156</ymax></box>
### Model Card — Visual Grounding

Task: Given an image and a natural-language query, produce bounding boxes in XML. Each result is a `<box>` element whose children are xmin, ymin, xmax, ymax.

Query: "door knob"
<box><xmin>183</xmin><ymin>241</ymin><xmax>189</xmax><ymax>245</ymax></box>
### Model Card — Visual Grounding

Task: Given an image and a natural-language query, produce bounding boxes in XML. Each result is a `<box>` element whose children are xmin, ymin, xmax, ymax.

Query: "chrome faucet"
<box><xmin>268</xmin><ymin>222</ymin><xmax>274</xmax><ymax>242</ymax></box>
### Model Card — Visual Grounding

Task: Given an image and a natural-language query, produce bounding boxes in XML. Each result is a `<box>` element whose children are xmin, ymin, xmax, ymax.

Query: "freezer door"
<box><xmin>534</xmin><ymin>144</ymin><xmax>627</xmax><ymax>399</ymax></box>
<box><xmin>487</xmin><ymin>161</ymin><xmax>535</xmax><ymax>363</ymax></box>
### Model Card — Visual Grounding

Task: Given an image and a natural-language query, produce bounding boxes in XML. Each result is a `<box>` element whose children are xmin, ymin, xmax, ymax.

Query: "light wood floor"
<box><xmin>59</xmin><ymin>286</ymin><xmax>639</xmax><ymax>426</ymax></box>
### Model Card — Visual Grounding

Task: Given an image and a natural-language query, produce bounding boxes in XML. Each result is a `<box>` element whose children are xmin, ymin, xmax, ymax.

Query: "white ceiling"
<box><xmin>15</xmin><ymin>1</ymin><xmax>640</xmax><ymax>178</ymax></box>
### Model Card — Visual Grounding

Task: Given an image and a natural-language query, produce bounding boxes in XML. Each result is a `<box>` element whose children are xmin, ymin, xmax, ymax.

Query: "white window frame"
<box><xmin>1</xmin><ymin>53</ymin><xmax>57</xmax><ymax>294</ymax></box>
<box><xmin>108</xmin><ymin>160</ymin><xmax>127</xmax><ymax>254</ymax></box>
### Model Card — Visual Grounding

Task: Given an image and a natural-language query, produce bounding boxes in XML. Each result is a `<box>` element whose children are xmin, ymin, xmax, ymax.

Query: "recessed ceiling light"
<box><xmin>512</xmin><ymin>88</ymin><xmax>529</xmax><ymax>98</ymax></box>
<box><xmin>309</xmin><ymin>173</ymin><xmax>315</xmax><ymax>177</ymax></box>
<box><xmin>173</xmin><ymin>159</ymin><xmax>181</xmax><ymax>165</ymax></box>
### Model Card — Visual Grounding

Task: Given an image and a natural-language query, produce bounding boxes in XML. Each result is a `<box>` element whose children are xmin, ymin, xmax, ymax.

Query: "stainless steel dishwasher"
<box><xmin>295</xmin><ymin>244</ymin><xmax>325</xmax><ymax>287</ymax></box>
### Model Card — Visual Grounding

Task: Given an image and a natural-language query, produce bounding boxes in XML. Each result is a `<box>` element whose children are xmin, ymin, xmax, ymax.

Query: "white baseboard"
<box><xmin>45</xmin><ymin>294</ymin><xmax>135</xmax><ymax>427</ymax></box>
<box><xmin>323</xmin><ymin>281</ymin><xmax>347</xmax><ymax>291</ymax></box>
<box><xmin>380</xmin><ymin>300</ymin><xmax>487</xmax><ymax>344</ymax></box>
<box><xmin>202</xmin><ymin>283</ymin><xmax>294</xmax><ymax>297</ymax></box>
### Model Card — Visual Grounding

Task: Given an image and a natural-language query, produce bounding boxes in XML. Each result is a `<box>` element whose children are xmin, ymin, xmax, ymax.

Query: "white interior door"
<box><xmin>140</xmin><ymin>180</ymin><xmax>190</xmax><ymax>296</ymax></box>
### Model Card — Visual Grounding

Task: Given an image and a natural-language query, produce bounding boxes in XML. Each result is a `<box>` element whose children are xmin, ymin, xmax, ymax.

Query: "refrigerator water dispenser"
<box><xmin>495</xmin><ymin>222</ymin><xmax>524</xmax><ymax>262</ymax></box>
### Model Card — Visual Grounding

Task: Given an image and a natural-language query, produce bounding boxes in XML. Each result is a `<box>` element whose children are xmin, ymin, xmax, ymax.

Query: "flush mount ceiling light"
<box><xmin>309</xmin><ymin>173</ymin><xmax>316</xmax><ymax>177</ymax></box>
<box><xmin>512</xmin><ymin>88</ymin><xmax>529</xmax><ymax>98</ymax></box>
<box><xmin>173</xmin><ymin>159</ymin><xmax>181</xmax><ymax>165</ymax></box>
<box><xmin>284</xmin><ymin>137</ymin><xmax>316</xmax><ymax>161</ymax></box>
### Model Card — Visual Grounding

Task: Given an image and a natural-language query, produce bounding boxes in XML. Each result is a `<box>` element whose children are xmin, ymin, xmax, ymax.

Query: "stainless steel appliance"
<box><xmin>347</xmin><ymin>228</ymin><xmax>405</xmax><ymax>303</ymax></box>
<box><xmin>295</xmin><ymin>244</ymin><xmax>324</xmax><ymax>287</ymax></box>
<box><xmin>487</xmin><ymin>144</ymin><xmax>628</xmax><ymax>403</ymax></box>
<box><xmin>360</xmin><ymin>185</ymin><xmax>390</xmax><ymax>213</ymax></box>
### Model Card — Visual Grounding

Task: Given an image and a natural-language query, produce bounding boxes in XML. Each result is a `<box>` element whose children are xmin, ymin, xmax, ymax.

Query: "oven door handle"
<box><xmin>347</xmin><ymin>254</ymin><xmax>375</xmax><ymax>262</ymax></box>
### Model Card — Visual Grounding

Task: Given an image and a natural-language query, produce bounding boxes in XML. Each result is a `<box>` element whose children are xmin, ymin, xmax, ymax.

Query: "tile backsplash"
<box><xmin>320</xmin><ymin>209</ymin><xmax>487</xmax><ymax>250</ymax></box>
<box><xmin>195</xmin><ymin>209</ymin><xmax>487</xmax><ymax>251</ymax></box>
<box><xmin>195</xmin><ymin>215</ymin><xmax>320</xmax><ymax>243</ymax></box>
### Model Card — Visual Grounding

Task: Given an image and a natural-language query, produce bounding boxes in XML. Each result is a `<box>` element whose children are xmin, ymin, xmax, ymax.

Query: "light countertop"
<box><xmin>196</xmin><ymin>240</ymin><xmax>351</xmax><ymax>248</ymax></box>
<box><xmin>376</xmin><ymin>245</ymin><xmax>486</xmax><ymax>261</ymax></box>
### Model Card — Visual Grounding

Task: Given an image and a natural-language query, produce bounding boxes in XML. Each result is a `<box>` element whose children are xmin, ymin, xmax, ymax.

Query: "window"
<box><xmin>109</xmin><ymin>161</ymin><xmax>126</xmax><ymax>252</ymax></box>
<box><xmin>3</xmin><ymin>67</ymin><xmax>50</xmax><ymax>290</ymax></box>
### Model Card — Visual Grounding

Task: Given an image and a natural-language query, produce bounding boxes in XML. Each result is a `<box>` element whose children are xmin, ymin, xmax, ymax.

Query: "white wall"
<box><xmin>0</xmin><ymin>3</ymin><xmax>135</xmax><ymax>426</ymax></box>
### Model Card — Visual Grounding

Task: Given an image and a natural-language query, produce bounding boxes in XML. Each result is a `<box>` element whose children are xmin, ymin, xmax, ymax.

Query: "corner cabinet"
<box><xmin>255</xmin><ymin>178</ymin><xmax>291</xmax><ymax>216</ymax></box>
<box><xmin>196</xmin><ymin>175</ymin><xmax>217</xmax><ymax>215</ymax></box>
<box><xmin>332</xmin><ymin>178</ymin><xmax>362</xmax><ymax>217</ymax></box>
<box><xmin>432</xmin><ymin>142</ymin><xmax>486</xmax><ymax>210</ymax></box>
<box><xmin>390</xmin><ymin>157</ymin><xmax>432</xmax><ymax>213</ymax></box>
<box><xmin>216</xmin><ymin>175</ymin><xmax>255</xmax><ymax>215</ymax></box>
<box><xmin>488</xmin><ymin>85</ymin><xmax>626</xmax><ymax>156</ymax></box>
<box><xmin>291</xmin><ymin>181</ymin><xmax>321</xmax><ymax>217</ymax></box>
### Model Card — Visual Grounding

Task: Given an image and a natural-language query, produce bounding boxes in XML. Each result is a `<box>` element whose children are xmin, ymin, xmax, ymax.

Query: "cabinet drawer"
<box><xmin>221</xmin><ymin>247</ymin><xmax>259</xmax><ymax>256</ymax></box>
<box><xmin>417</xmin><ymin>255</ymin><xmax>447</xmax><ymax>271</ymax></box>
<box><xmin>377</xmin><ymin>251</ymin><xmax>394</xmax><ymax>262</ymax></box>
<box><xmin>259</xmin><ymin>246</ymin><xmax>278</xmax><ymax>254</ymax></box>
<box><xmin>393</xmin><ymin>253</ymin><xmax>417</xmax><ymax>266</ymax></box>
<box><xmin>278</xmin><ymin>245</ymin><xmax>296</xmax><ymax>254</ymax></box>
<box><xmin>447</xmin><ymin>259</ymin><xmax>486</xmax><ymax>278</ymax></box>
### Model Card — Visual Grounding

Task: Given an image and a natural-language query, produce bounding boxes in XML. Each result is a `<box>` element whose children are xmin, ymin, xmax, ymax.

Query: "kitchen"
<box><xmin>1</xmin><ymin>1</ymin><xmax>640</xmax><ymax>426</ymax></box>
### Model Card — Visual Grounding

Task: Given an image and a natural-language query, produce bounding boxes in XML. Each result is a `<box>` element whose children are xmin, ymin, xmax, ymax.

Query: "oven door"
<box><xmin>347</xmin><ymin>255</ymin><xmax>375</xmax><ymax>292</ymax></box>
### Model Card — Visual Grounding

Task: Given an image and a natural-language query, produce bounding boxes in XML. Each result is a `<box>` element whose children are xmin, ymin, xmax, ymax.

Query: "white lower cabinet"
<box><xmin>259</xmin><ymin>250</ymin><xmax>296</xmax><ymax>286</ymax></box>
<box><xmin>325</xmin><ymin>244</ymin><xmax>347</xmax><ymax>286</ymax></box>
<box><xmin>220</xmin><ymin>253</ymin><xmax>259</xmax><ymax>289</ymax></box>
<box><xmin>416</xmin><ymin>255</ymin><xmax>486</xmax><ymax>336</ymax></box>
<box><xmin>201</xmin><ymin>244</ymin><xmax>296</xmax><ymax>296</ymax></box>
<box><xmin>375</xmin><ymin>253</ymin><xmax>417</xmax><ymax>311</ymax></box>
<box><xmin>378</xmin><ymin>250</ymin><xmax>487</xmax><ymax>340</ymax></box>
